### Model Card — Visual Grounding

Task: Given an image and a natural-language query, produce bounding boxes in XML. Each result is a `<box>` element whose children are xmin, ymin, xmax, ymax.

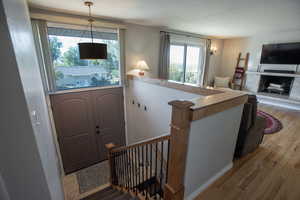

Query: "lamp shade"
<box><xmin>78</xmin><ymin>43</ymin><xmax>107</xmax><ymax>59</ymax></box>
<box><xmin>136</xmin><ymin>60</ymin><xmax>149</xmax><ymax>71</ymax></box>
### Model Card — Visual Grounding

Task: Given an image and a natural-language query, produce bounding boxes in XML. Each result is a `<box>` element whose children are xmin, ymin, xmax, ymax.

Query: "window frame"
<box><xmin>169</xmin><ymin>42</ymin><xmax>204</xmax><ymax>85</ymax></box>
<box><xmin>46</xmin><ymin>25</ymin><xmax>123</xmax><ymax>93</ymax></box>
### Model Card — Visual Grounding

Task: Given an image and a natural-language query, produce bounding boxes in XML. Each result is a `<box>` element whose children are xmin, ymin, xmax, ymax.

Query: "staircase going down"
<box><xmin>81</xmin><ymin>186</ymin><xmax>139</xmax><ymax>200</ymax></box>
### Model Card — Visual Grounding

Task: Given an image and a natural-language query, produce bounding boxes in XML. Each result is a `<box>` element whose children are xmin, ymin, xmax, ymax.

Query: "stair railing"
<box><xmin>107</xmin><ymin>100</ymin><xmax>195</xmax><ymax>200</ymax></box>
<box><xmin>106</xmin><ymin>135</ymin><xmax>171</xmax><ymax>200</ymax></box>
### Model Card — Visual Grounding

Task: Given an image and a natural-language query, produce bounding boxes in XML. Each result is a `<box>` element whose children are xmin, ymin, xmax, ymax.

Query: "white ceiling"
<box><xmin>28</xmin><ymin>0</ymin><xmax>300</xmax><ymax>38</ymax></box>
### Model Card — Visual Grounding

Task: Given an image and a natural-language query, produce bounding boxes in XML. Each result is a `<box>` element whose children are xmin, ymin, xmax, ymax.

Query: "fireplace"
<box><xmin>258</xmin><ymin>75</ymin><xmax>294</xmax><ymax>96</ymax></box>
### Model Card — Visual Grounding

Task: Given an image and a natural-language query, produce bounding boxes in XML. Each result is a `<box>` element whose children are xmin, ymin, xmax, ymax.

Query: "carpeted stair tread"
<box><xmin>113</xmin><ymin>193</ymin><xmax>133</xmax><ymax>200</ymax></box>
<box><xmin>101</xmin><ymin>190</ymin><xmax>124</xmax><ymax>200</ymax></box>
<box><xmin>81</xmin><ymin>186</ymin><xmax>117</xmax><ymax>200</ymax></box>
<box><xmin>129</xmin><ymin>196</ymin><xmax>140</xmax><ymax>199</ymax></box>
<box><xmin>81</xmin><ymin>186</ymin><xmax>139</xmax><ymax>200</ymax></box>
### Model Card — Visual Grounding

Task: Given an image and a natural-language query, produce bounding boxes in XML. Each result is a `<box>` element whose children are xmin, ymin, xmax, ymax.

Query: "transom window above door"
<box><xmin>47</xmin><ymin>26</ymin><xmax>121</xmax><ymax>91</ymax></box>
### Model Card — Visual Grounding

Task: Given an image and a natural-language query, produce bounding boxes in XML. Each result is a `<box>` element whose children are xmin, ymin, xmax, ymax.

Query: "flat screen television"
<box><xmin>260</xmin><ymin>42</ymin><xmax>300</xmax><ymax>65</ymax></box>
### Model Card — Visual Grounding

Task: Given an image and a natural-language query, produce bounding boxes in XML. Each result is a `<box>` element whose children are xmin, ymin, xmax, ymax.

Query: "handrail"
<box><xmin>106</xmin><ymin>91</ymin><xmax>246</xmax><ymax>200</ymax></box>
<box><xmin>111</xmin><ymin>134</ymin><xmax>171</xmax><ymax>153</ymax></box>
<box><xmin>106</xmin><ymin>134</ymin><xmax>171</xmax><ymax>200</ymax></box>
<box><xmin>106</xmin><ymin>100</ymin><xmax>198</xmax><ymax>200</ymax></box>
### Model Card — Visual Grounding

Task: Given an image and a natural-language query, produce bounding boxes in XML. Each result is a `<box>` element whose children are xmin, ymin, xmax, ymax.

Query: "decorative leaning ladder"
<box><xmin>232</xmin><ymin>52</ymin><xmax>250</xmax><ymax>90</ymax></box>
<box><xmin>106</xmin><ymin>100</ymin><xmax>195</xmax><ymax>200</ymax></box>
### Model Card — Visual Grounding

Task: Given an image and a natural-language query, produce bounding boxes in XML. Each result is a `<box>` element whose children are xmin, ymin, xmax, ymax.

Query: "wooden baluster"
<box><xmin>164</xmin><ymin>100</ymin><xmax>194</xmax><ymax>200</ymax></box>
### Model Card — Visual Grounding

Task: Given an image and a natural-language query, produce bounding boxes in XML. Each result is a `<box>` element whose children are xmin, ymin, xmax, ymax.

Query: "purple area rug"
<box><xmin>257</xmin><ymin>110</ymin><xmax>283</xmax><ymax>134</ymax></box>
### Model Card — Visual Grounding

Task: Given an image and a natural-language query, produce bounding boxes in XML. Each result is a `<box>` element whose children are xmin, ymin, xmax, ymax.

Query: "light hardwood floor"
<box><xmin>196</xmin><ymin>104</ymin><xmax>300</xmax><ymax>200</ymax></box>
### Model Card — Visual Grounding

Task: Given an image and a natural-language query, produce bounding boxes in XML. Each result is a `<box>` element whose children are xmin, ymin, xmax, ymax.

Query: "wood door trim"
<box><xmin>49</xmin><ymin>85</ymin><xmax>123</xmax><ymax>95</ymax></box>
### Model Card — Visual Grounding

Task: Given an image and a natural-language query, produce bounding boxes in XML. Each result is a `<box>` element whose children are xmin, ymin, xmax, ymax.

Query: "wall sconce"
<box><xmin>135</xmin><ymin>60</ymin><xmax>150</xmax><ymax>76</ymax></box>
<box><xmin>210</xmin><ymin>46</ymin><xmax>217</xmax><ymax>55</ymax></box>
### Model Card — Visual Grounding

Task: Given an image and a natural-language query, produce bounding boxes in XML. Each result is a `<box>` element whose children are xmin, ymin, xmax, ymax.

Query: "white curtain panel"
<box><xmin>31</xmin><ymin>19</ymin><xmax>56</xmax><ymax>92</ymax></box>
<box><xmin>201</xmin><ymin>39</ymin><xmax>211</xmax><ymax>86</ymax></box>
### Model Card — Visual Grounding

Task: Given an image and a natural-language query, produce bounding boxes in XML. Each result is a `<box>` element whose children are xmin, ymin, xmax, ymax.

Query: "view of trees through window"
<box><xmin>169</xmin><ymin>45</ymin><xmax>184</xmax><ymax>82</ymax></box>
<box><xmin>169</xmin><ymin>44</ymin><xmax>203</xmax><ymax>85</ymax></box>
<box><xmin>49</xmin><ymin>33</ymin><xmax>120</xmax><ymax>90</ymax></box>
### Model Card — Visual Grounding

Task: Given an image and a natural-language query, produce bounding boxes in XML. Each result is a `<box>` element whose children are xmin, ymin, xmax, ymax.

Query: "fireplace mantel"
<box><xmin>246</xmin><ymin>71</ymin><xmax>300</xmax><ymax>78</ymax></box>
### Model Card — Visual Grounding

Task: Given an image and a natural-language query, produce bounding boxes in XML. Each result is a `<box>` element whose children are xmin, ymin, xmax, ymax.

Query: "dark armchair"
<box><xmin>234</xmin><ymin>95</ymin><xmax>266</xmax><ymax>158</ymax></box>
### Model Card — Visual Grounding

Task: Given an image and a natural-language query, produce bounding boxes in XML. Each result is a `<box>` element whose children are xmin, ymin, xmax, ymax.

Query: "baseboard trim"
<box><xmin>257</xmin><ymin>95</ymin><xmax>300</xmax><ymax>111</ymax></box>
<box><xmin>185</xmin><ymin>162</ymin><xmax>233</xmax><ymax>200</ymax></box>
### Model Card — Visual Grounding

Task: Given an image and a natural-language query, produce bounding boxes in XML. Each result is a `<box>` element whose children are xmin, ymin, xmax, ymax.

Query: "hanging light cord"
<box><xmin>88</xmin><ymin>3</ymin><xmax>94</xmax><ymax>43</ymax></box>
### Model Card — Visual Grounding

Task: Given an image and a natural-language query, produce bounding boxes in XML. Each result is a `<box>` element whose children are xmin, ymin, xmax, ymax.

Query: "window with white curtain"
<box><xmin>47</xmin><ymin>23</ymin><xmax>121</xmax><ymax>91</ymax></box>
<box><xmin>168</xmin><ymin>34</ymin><xmax>207</xmax><ymax>85</ymax></box>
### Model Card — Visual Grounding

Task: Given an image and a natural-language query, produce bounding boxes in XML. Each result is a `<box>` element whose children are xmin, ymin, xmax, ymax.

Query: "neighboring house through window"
<box><xmin>47</xmin><ymin>25</ymin><xmax>120</xmax><ymax>91</ymax></box>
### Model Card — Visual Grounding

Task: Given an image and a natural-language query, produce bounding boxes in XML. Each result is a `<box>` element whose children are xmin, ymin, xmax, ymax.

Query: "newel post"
<box><xmin>105</xmin><ymin>143</ymin><xmax>116</xmax><ymax>185</ymax></box>
<box><xmin>164</xmin><ymin>100</ymin><xmax>194</xmax><ymax>200</ymax></box>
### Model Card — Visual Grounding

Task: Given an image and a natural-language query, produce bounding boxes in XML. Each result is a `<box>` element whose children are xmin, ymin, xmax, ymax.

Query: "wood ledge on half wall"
<box><xmin>127</xmin><ymin>74</ymin><xmax>248</xmax><ymax>121</ymax></box>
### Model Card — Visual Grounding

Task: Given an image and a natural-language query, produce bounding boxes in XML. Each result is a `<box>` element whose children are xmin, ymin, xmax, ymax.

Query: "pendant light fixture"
<box><xmin>78</xmin><ymin>1</ymin><xmax>107</xmax><ymax>60</ymax></box>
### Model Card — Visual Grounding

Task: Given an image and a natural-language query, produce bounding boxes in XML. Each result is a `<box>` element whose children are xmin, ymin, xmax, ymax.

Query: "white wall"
<box><xmin>125</xmin><ymin>24</ymin><xmax>161</xmax><ymax>77</ymax></box>
<box><xmin>219</xmin><ymin>30</ymin><xmax>300</xmax><ymax>78</ymax></box>
<box><xmin>219</xmin><ymin>38</ymin><xmax>250</xmax><ymax>78</ymax></box>
<box><xmin>125</xmin><ymin>79</ymin><xmax>200</xmax><ymax>144</ymax></box>
<box><xmin>206</xmin><ymin>39</ymin><xmax>224</xmax><ymax>85</ymax></box>
<box><xmin>0</xmin><ymin>0</ymin><xmax>63</xmax><ymax>199</ymax></box>
<box><xmin>184</xmin><ymin>105</ymin><xmax>244</xmax><ymax>199</ymax></box>
<box><xmin>124</xmin><ymin>24</ymin><xmax>224</xmax><ymax>83</ymax></box>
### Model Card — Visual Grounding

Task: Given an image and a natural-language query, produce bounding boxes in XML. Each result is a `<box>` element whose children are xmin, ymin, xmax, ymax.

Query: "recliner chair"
<box><xmin>234</xmin><ymin>95</ymin><xmax>266</xmax><ymax>158</ymax></box>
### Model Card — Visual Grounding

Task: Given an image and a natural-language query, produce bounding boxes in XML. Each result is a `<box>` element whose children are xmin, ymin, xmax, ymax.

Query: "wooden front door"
<box><xmin>50</xmin><ymin>91</ymin><xmax>99</xmax><ymax>174</ymax></box>
<box><xmin>50</xmin><ymin>87</ymin><xmax>125</xmax><ymax>174</ymax></box>
<box><xmin>91</xmin><ymin>87</ymin><xmax>126</xmax><ymax>161</ymax></box>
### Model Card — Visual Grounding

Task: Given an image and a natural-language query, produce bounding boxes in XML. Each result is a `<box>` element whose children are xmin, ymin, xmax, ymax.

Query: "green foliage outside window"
<box><xmin>169</xmin><ymin>64</ymin><xmax>183</xmax><ymax>82</ymax></box>
<box><xmin>62</xmin><ymin>46</ymin><xmax>88</xmax><ymax>66</ymax></box>
<box><xmin>185</xmin><ymin>72</ymin><xmax>198</xmax><ymax>84</ymax></box>
<box><xmin>49</xmin><ymin>37</ymin><xmax>62</xmax><ymax>65</ymax></box>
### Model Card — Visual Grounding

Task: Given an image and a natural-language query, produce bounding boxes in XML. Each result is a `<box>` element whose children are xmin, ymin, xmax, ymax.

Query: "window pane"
<box><xmin>169</xmin><ymin>45</ymin><xmax>184</xmax><ymax>82</ymax></box>
<box><xmin>49</xmin><ymin>32</ymin><xmax>120</xmax><ymax>91</ymax></box>
<box><xmin>185</xmin><ymin>46</ymin><xmax>201</xmax><ymax>85</ymax></box>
